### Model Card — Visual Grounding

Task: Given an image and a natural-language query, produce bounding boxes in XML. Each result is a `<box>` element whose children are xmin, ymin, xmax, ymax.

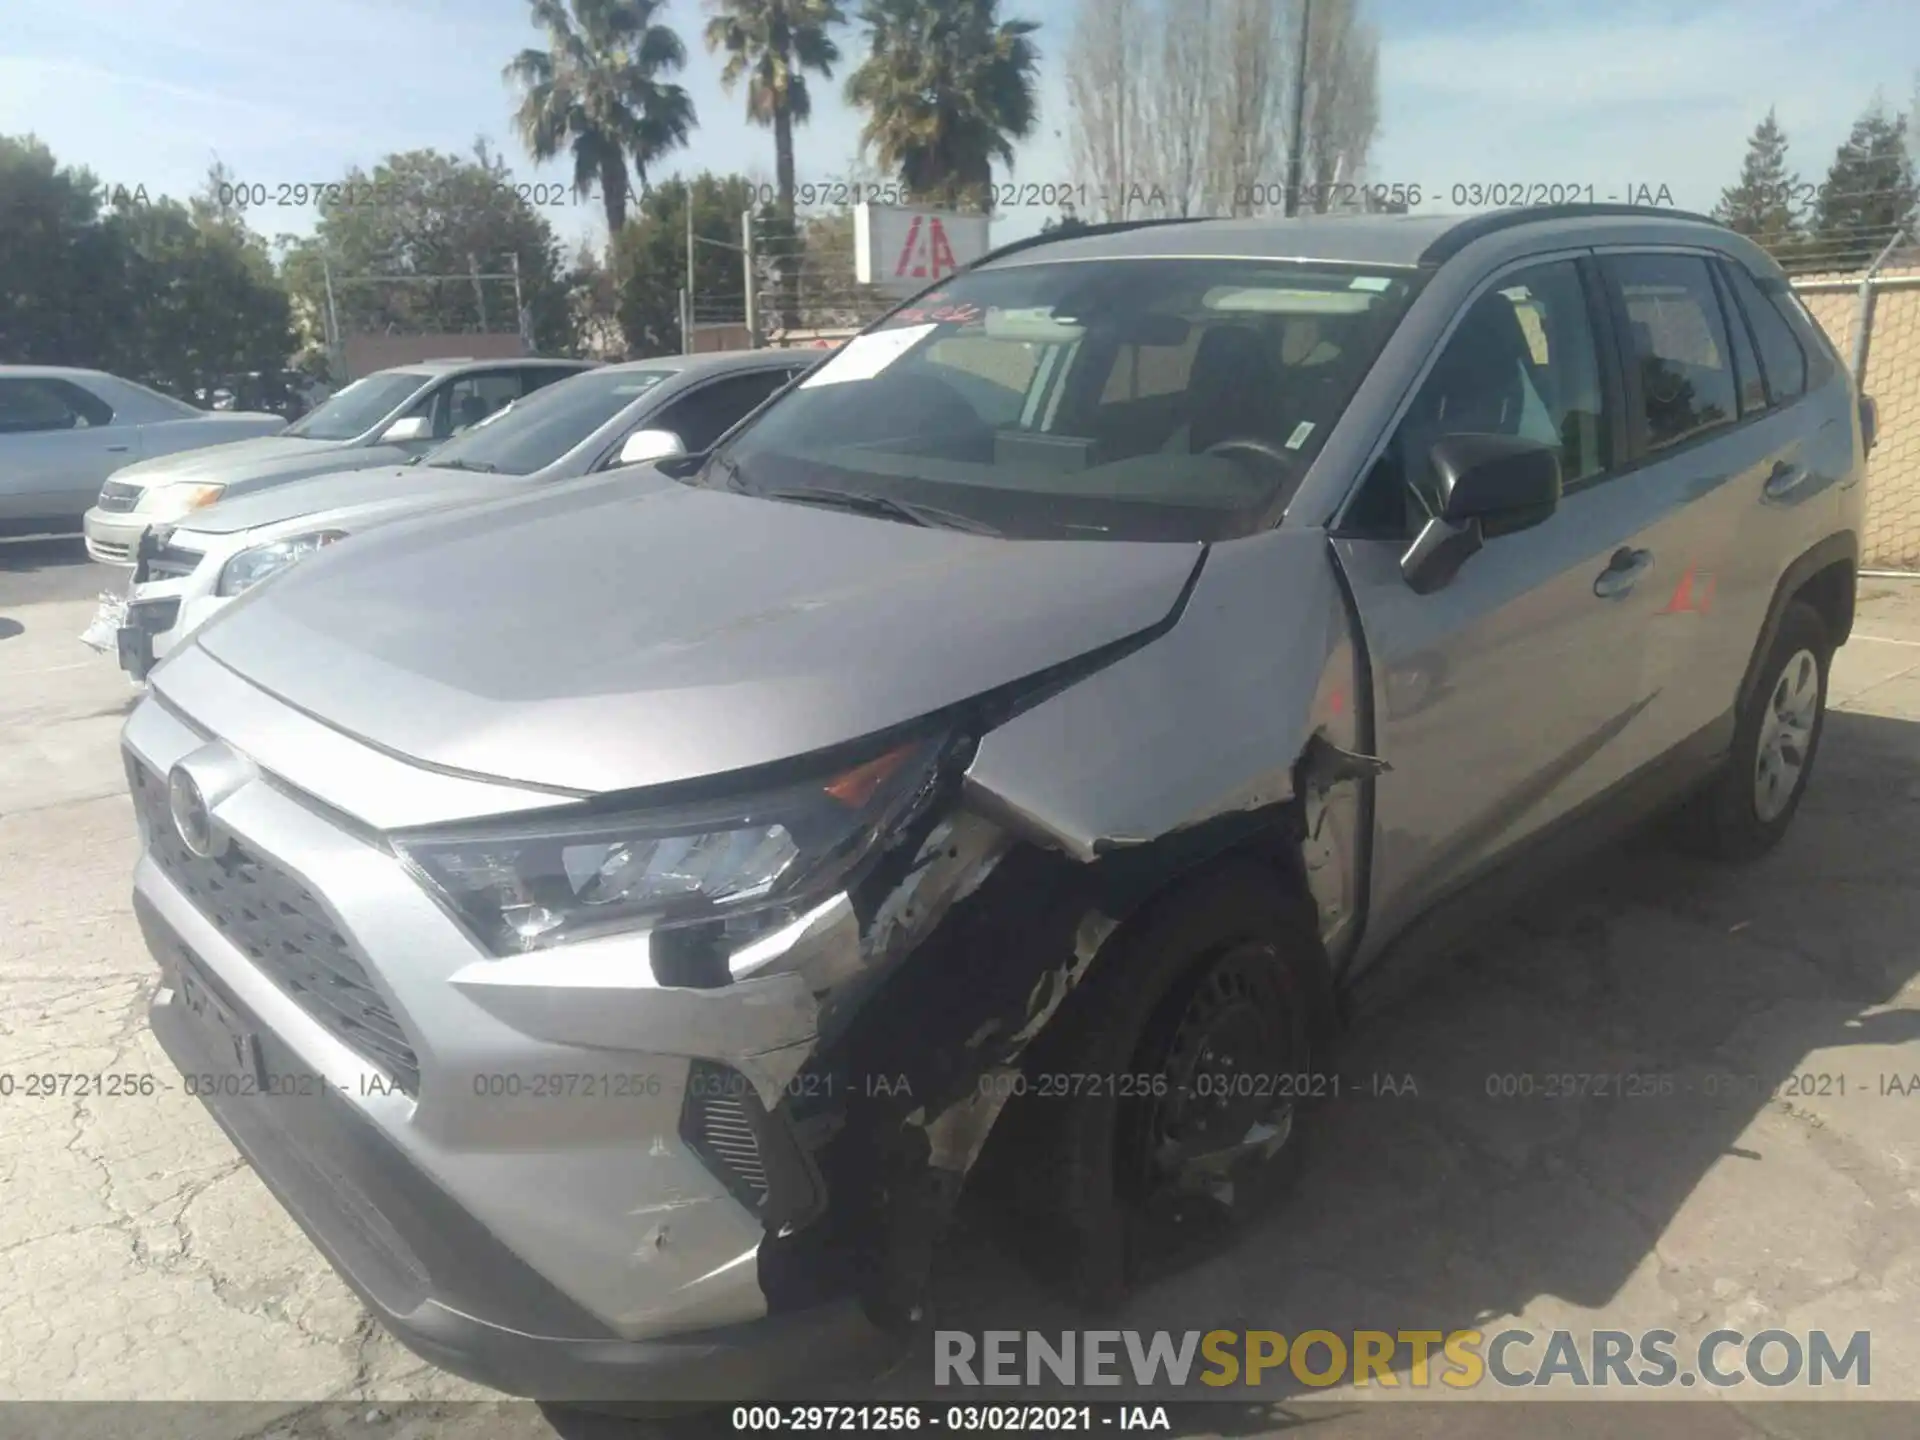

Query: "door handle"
<box><xmin>1764</xmin><ymin>459</ymin><xmax>1808</xmax><ymax>500</ymax></box>
<box><xmin>1593</xmin><ymin>547</ymin><xmax>1653</xmax><ymax>599</ymax></box>
<box><xmin>106</xmin><ymin>444</ymin><xmax>131</xmax><ymax>453</ymax></box>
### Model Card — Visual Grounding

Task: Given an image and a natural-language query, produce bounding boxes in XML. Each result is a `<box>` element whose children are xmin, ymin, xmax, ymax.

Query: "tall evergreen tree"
<box><xmin>1810</xmin><ymin>102</ymin><xmax>1919</xmax><ymax>270</ymax></box>
<box><xmin>1714</xmin><ymin>108</ymin><xmax>1804</xmax><ymax>253</ymax></box>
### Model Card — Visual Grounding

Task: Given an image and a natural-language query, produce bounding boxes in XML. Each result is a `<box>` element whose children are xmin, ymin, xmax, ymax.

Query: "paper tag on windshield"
<box><xmin>801</xmin><ymin>323</ymin><xmax>938</xmax><ymax>388</ymax></box>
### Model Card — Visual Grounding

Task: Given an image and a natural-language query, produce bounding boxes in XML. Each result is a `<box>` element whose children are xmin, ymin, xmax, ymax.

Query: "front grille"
<box><xmin>128</xmin><ymin>755</ymin><xmax>421</xmax><ymax>1095</ymax></box>
<box><xmin>145</xmin><ymin>544</ymin><xmax>205</xmax><ymax>581</ymax></box>
<box><xmin>681</xmin><ymin>1061</ymin><xmax>770</xmax><ymax>1208</ymax></box>
<box><xmin>91</xmin><ymin>537</ymin><xmax>134</xmax><ymax>562</ymax></box>
<box><xmin>97</xmin><ymin>480</ymin><xmax>142</xmax><ymax>513</ymax></box>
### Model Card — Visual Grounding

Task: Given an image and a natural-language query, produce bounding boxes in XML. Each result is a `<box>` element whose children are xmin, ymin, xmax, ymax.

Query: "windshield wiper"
<box><xmin>430</xmin><ymin>458</ymin><xmax>500</xmax><ymax>474</ymax></box>
<box><xmin>762</xmin><ymin>486</ymin><xmax>1001</xmax><ymax>536</ymax></box>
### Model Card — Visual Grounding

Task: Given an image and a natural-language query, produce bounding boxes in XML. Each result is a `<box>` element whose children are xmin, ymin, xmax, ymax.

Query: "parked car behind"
<box><xmin>122</xmin><ymin>205</ymin><xmax>1865</xmax><ymax>1407</ymax></box>
<box><xmin>0</xmin><ymin>367</ymin><xmax>283</xmax><ymax>540</ymax></box>
<box><xmin>82</xmin><ymin>356</ymin><xmax>593</xmax><ymax>563</ymax></box>
<box><xmin>88</xmin><ymin>350</ymin><xmax>815</xmax><ymax>679</ymax></box>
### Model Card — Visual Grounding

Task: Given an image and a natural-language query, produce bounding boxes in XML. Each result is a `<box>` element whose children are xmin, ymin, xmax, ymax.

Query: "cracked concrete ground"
<box><xmin>2</xmin><ymin>538</ymin><xmax>1916</xmax><ymax>1438</ymax></box>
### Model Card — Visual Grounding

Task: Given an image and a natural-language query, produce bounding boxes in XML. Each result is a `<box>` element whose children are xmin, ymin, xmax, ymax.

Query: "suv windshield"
<box><xmin>716</xmin><ymin>257</ymin><xmax>1422</xmax><ymax>541</ymax></box>
<box><xmin>423</xmin><ymin>367</ymin><xmax>673</xmax><ymax>476</ymax></box>
<box><xmin>284</xmin><ymin>371</ymin><xmax>428</xmax><ymax>442</ymax></box>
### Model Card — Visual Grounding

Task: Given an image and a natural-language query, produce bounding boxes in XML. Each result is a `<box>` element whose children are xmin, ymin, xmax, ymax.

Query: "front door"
<box><xmin>1332</xmin><ymin>255</ymin><xmax>1664</xmax><ymax>943</ymax></box>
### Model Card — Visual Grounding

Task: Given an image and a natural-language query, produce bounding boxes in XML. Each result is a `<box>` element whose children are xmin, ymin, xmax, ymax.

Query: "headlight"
<box><xmin>216</xmin><ymin>529</ymin><xmax>348</xmax><ymax>596</ymax></box>
<box><xmin>391</xmin><ymin>735</ymin><xmax>947</xmax><ymax>956</ymax></box>
<box><xmin>136</xmin><ymin>482</ymin><xmax>227</xmax><ymax>516</ymax></box>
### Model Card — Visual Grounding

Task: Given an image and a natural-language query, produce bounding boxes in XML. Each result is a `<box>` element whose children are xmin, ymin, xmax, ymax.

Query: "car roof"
<box><xmin>376</xmin><ymin>357</ymin><xmax>598</xmax><ymax>378</ymax></box>
<box><xmin>596</xmin><ymin>350</ymin><xmax>820</xmax><ymax>377</ymax></box>
<box><xmin>972</xmin><ymin>203</ymin><xmax>1750</xmax><ymax>275</ymax></box>
<box><xmin>0</xmin><ymin>365</ymin><xmax>118</xmax><ymax>382</ymax></box>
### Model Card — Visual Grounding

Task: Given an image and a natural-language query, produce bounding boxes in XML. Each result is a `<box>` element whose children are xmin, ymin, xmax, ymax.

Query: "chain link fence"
<box><xmin>1755</xmin><ymin>190</ymin><xmax>1920</xmax><ymax>573</ymax></box>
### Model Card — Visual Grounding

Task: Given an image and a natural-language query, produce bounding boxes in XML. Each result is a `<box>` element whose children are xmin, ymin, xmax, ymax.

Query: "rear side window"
<box><xmin>1721</xmin><ymin>261</ymin><xmax>1807</xmax><ymax>403</ymax></box>
<box><xmin>1604</xmin><ymin>253</ymin><xmax>1739</xmax><ymax>452</ymax></box>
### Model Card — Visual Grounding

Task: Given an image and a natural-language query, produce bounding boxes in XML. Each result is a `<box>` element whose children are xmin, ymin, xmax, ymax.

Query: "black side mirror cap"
<box><xmin>1430</xmin><ymin>433</ymin><xmax>1563</xmax><ymax>531</ymax></box>
<box><xmin>1400</xmin><ymin>434</ymin><xmax>1562</xmax><ymax>594</ymax></box>
<box><xmin>1860</xmin><ymin>394</ymin><xmax>1878</xmax><ymax>456</ymax></box>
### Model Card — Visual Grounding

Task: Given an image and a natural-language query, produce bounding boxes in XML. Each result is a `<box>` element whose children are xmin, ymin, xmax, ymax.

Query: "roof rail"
<box><xmin>1420</xmin><ymin>203</ymin><xmax>1724</xmax><ymax>266</ymax></box>
<box><xmin>966</xmin><ymin>214</ymin><xmax>1221</xmax><ymax>271</ymax></box>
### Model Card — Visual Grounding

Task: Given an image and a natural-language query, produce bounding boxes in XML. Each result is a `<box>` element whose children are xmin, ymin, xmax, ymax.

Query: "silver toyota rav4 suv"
<box><xmin>123</xmin><ymin>205</ymin><xmax>1867</xmax><ymax>1404</ymax></box>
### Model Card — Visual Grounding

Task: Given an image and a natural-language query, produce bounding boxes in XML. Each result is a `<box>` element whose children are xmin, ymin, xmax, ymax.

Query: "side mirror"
<box><xmin>1860</xmin><ymin>394</ymin><xmax>1878</xmax><ymax>455</ymax></box>
<box><xmin>1401</xmin><ymin>434</ymin><xmax>1561</xmax><ymax>595</ymax></box>
<box><xmin>614</xmin><ymin>428</ymin><xmax>686</xmax><ymax>467</ymax></box>
<box><xmin>379</xmin><ymin>414</ymin><xmax>433</xmax><ymax>444</ymax></box>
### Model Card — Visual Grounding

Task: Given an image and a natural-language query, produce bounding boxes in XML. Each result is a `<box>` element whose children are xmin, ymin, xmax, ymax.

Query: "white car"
<box><xmin>83</xmin><ymin>350</ymin><xmax>817</xmax><ymax>680</ymax></box>
<box><xmin>0</xmin><ymin>367</ymin><xmax>283</xmax><ymax>540</ymax></box>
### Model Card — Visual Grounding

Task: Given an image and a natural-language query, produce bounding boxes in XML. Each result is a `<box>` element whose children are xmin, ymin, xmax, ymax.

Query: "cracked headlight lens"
<box><xmin>216</xmin><ymin>529</ymin><xmax>348</xmax><ymax>596</ymax></box>
<box><xmin>391</xmin><ymin>735</ymin><xmax>946</xmax><ymax>955</ymax></box>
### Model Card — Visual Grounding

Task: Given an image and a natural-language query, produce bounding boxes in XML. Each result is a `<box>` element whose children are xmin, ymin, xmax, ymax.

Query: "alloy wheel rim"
<box><xmin>1754</xmin><ymin>647</ymin><xmax>1819</xmax><ymax>824</ymax></box>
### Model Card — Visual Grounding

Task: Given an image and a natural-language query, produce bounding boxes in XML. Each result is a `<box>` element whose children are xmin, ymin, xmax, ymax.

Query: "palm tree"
<box><xmin>704</xmin><ymin>0</ymin><xmax>846</xmax><ymax>223</ymax></box>
<box><xmin>844</xmin><ymin>0</ymin><xmax>1041</xmax><ymax>214</ymax></box>
<box><xmin>504</xmin><ymin>0</ymin><xmax>696</xmax><ymax>238</ymax></box>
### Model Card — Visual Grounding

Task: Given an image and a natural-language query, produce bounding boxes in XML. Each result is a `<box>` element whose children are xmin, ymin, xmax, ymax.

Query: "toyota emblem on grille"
<box><xmin>168</xmin><ymin>765</ymin><xmax>217</xmax><ymax>857</ymax></box>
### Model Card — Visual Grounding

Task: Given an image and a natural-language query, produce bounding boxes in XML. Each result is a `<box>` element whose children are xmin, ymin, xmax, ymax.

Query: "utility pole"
<box><xmin>742</xmin><ymin>209</ymin><xmax>760</xmax><ymax>348</ymax></box>
<box><xmin>685</xmin><ymin>194</ymin><xmax>697</xmax><ymax>355</ymax></box>
<box><xmin>1283</xmin><ymin>0</ymin><xmax>1313</xmax><ymax>218</ymax></box>
<box><xmin>469</xmin><ymin>254</ymin><xmax>488</xmax><ymax>331</ymax></box>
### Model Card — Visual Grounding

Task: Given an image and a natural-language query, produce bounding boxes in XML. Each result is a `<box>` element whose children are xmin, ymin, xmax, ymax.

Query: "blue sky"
<box><xmin>3</xmin><ymin>0</ymin><xmax>1918</xmax><ymax>261</ymax></box>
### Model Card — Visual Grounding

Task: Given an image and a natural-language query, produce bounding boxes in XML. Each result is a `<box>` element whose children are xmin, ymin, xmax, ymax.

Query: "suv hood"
<box><xmin>193</xmin><ymin>474</ymin><xmax>1203</xmax><ymax>795</ymax></box>
<box><xmin>113</xmin><ymin>435</ymin><xmax>362</xmax><ymax>488</ymax></box>
<box><xmin>181</xmin><ymin>464</ymin><xmax>535</xmax><ymax>536</ymax></box>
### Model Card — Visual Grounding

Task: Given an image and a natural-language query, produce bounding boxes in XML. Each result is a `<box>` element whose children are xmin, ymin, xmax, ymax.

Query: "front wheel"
<box><xmin>981</xmin><ymin>861</ymin><xmax>1328</xmax><ymax>1308</ymax></box>
<box><xmin>1676</xmin><ymin>600</ymin><xmax>1830</xmax><ymax>861</ymax></box>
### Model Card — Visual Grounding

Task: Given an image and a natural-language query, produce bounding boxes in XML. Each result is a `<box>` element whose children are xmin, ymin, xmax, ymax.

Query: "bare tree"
<box><xmin>1064</xmin><ymin>0</ymin><xmax>1147</xmax><ymax>222</ymax></box>
<box><xmin>1139</xmin><ymin>0</ymin><xmax>1214</xmax><ymax>217</ymax></box>
<box><xmin>1299</xmin><ymin>0</ymin><xmax>1380</xmax><ymax>212</ymax></box>
<box><xmin>1203</xmin><ymin>0</ymin><xmax>1293</xmax><ymax>216</ymax></box>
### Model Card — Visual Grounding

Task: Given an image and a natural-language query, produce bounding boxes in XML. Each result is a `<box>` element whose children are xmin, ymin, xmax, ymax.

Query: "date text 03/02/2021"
<box><xmin>728</xmin><ymin>1404</ymin><xmax>1172</xmax><ymax>1432</ymax></box>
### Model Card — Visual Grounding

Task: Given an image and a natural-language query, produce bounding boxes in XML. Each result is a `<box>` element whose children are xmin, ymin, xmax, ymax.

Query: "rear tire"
<box><xmin>983</xmin><ymin>859</ymin><xmax>1329</xmax><ymax>1309</ymax></box>
<box><xmin>1676</xmin><ymin>599</ymin><xmax>1830</xmax><ymax>861</ymax></box>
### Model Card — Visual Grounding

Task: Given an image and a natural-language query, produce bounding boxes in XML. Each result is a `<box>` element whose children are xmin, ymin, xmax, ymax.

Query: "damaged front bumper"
<box><xmin>122</xmin><ymin>651</ymin><xmax>1042</xmax><ymax>1402</ymax></box>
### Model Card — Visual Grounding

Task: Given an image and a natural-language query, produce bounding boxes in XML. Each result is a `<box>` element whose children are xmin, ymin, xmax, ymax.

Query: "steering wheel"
<box><xmin>1204</xmin><ymin>435</ymin><xmax>1296</xmax><ymax>470</ymax></box>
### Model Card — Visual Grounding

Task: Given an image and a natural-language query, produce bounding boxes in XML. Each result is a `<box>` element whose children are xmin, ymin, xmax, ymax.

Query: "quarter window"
<box><xmin>1346</xmin><ymin>259</ymin><xmax>1610</xmax><ymax>538</ymax></box>
<box><xmin>1605</xmin><ymin>253</ymin><xmax>1739</xmax><ymax>451</ymax></box>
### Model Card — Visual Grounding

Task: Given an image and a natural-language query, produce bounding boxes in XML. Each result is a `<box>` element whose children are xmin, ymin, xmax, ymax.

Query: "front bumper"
<box><xmin>140</xmin><ymin>892</ymin><xmax>892</xmax><ymax>1402</ymax></box>
<box><xmin>83</xmin><ymin>505</ymin><xmax>149</xmax><ymax>565</ymax></box>
<box><xmin>123</xmin><ymin>660</ymin><xmax>883</xmax><ymax>1399</ymax></box>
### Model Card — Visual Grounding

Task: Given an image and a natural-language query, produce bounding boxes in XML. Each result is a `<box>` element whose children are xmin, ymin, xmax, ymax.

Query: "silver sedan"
<box><xmin>0</xmin><ymin>366</ymin><xmax>283</xmax><ymax>540</ymax></box>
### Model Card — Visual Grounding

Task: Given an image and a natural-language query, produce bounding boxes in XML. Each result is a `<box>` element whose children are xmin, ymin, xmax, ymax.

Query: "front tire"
<box><xmin>1678</xmin><ymin>599</ymin><xmax>1830</xmax><ymax>861</ymax></box>
<box><xmin>983</xmin><ymin>860</ymin><xmax>1329</xmax><ymax>1308</ymax></box>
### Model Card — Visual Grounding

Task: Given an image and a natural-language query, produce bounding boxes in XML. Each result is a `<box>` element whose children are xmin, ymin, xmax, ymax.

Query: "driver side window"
<box><xmin>1347</xmin><ymin>259</ymin><xmax>1611</xmax><ymax>539</ymax></box>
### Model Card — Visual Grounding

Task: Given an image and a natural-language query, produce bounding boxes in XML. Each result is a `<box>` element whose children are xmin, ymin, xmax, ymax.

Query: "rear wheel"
<box><xmin>1676</xmin><ymin>600</ymin><xmax>1830</xmax><ymax>861</ymax></box>
<box><xmin>985</xmin><ymin>861</ymin><xmax>1327</xmax><ymax>1308</ymax></box>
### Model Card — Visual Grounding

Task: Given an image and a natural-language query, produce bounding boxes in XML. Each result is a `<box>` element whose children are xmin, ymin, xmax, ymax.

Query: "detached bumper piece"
<box><xmin>138</xmin><ymin>891</ymin><xmax>898</xmax><ymax>1405</ymax></box>
<box><xmin>116</xmin><ymin>597</ymin><xmax>178</xmax><ymax>682</ymax></box>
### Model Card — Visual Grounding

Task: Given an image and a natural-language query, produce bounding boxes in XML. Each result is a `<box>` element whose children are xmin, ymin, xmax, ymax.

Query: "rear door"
<box><xmin>1332</xmin><ymin>255</ymin><xmax>1662</xmax><ymax>936</ymax></box>
<box><xmin>1591</xmin><ymin>250</ymin><xmax>1807</xmax><ymax>760</ymax></box>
